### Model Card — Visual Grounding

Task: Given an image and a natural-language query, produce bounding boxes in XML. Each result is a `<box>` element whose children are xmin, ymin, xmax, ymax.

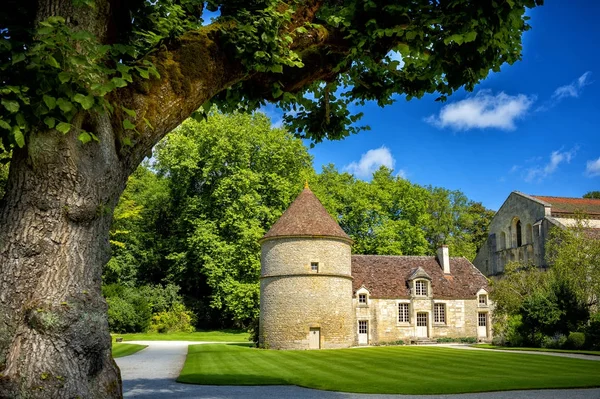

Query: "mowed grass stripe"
<box><xmin>178</xmin><ymin>344</ymin><xmax>600</xmax><ymax>394</ymax></box>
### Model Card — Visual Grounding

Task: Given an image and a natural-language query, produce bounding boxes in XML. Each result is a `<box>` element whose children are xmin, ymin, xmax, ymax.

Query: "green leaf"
<box><xmin>464</xmin><ymin>31</ymin><xmax>478</xmax><ymax>43</ymax></box>
<box><xmin>12</xmin><ymin>52</ymin><xmax>25</xmax><ymax>65</ymax></box>
<box><xmin>46</xmin><ymin>55</ymin><xmax>60</xmax><ymax>68</ymax></box>
<box><xmin>15</xmin><ymin>113</ymin><xmax>26</xmax><ymax>128</ymax></box>
<box><xmin>122</xmin><ymin>107</ymin><xmax>136</xmax><ymax>118</ymax></box>
<box><xmin>111</xmin><ymin>77</ymin><xmax>128</xmax><ymax>88</ymax></box>
<box><xmin>56</xmin><ymin>122</ymin><xmax>71</xmax><ymax>134</ymax></box>
<box><xmin>123</xmin><ymin>119</ymin><xmax>136</xmax><ymax>130</ymax></box>
<box><xmin>73</xmin><ymin>93</ymin><xmax>95</xmax><ymax>110</ymax></box>
<box><xmin>78</xmin><ymin>131</ymin><xmax>92</xmax><ymax>144</ymax></box>
<box><xmin>13</xmin><ymin>127</ymin><xmax>25</xmax><ymax>148</ymax></box>
<box><xmin>57</xmin><ymin>98</ymin><xmax>74</xmax><ymax>113</ymax></box>
<box><xmin>136</xmin><ymin>67</ymin><xmax>150</xmax><ymax>79</ymax></box>
<box><xmin>0</xmin><ymin>119</ymin><xmax>11</xmax><ymax>130</ymax></box>
<box><xmin>121</xmin><ymin>136</ymin><xmax>132</xmax><ymax>146</ymax></box>
<box><xmin>58</xmin><ymin>72</ymin><xmax>71</xmax><ymax>83</ymax></box>
<box><xmin>44</xmin><ymin>117</ymin><xmax>56</xmax><ymax>128</ymax></box>
<box><xmin>1</xmin><ymin>99</ymin><xmax>19</xmax><ymax>113</ymax></box>
<box><xmin>143</xmin><ymin>117</ymin><xmax>153</xmax><ymax>129</ymax></box>
<box><xmin>43</xmin><ymin>95</ymin><xmax>57</xmax><ymax>110</ymax></box>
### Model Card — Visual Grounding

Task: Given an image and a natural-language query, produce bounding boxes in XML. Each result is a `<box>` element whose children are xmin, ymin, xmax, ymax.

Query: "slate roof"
<box><xmin>531</xmin><ymin>195</ymin><xmax>600</xmax><ymax>217</ymax></box>
<box><xmin>261</xmin><ymin>186</ymin><xmax>351</xmax><ymax>242</ymax></box>
<box><xmin>351</xmin><ymin>255</ymin><xmax>488</xmax><ymax>299</ymax></box>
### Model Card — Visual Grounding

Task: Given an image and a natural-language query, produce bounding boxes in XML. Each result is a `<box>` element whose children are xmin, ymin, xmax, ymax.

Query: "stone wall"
<box><xmin>474</xmin><ymin>192</ymin><xmax>548</xmax><ymax>275</ymax></box>
<box><xmin>354</xmin><ymin>297</ymin><xmax>491</xmax><ymax>344</ymax></box>
<box><xmin>260</xmin><ymin>237</ymin><xmax>354</xmax><ymax>349</ymax></box>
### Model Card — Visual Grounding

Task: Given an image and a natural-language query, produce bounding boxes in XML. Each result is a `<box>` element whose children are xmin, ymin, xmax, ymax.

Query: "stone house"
<box><xmin>259</xmin><ymin>185</ymin><xmax>491</xmax><ymax>350</ymax></box>
<box><xmin>473</xmin><ymin>192</ymin><xmax>600</xmax><ymax>276</ymax></box>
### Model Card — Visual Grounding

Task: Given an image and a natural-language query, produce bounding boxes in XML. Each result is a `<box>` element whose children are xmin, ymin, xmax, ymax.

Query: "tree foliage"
<box><xmin>583</xmin><ymin>191</ymin><xmax>600</xmax><ymax>199</ymax></box>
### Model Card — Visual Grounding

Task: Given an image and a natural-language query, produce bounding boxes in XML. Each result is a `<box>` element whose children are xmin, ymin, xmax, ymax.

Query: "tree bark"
<box><xmin>0</xmin><ymin>113</ymin><xmax>125</xmax><ymax>398</ymax></box>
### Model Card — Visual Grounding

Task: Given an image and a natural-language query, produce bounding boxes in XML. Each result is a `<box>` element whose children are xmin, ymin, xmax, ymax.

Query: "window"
<box><xmin>415</xmin><ymin>280</ymin><xmax>427</xmax><ymax>296</ymax></box>
<box><xmin>516</xmin><ymin>220</ymin><xmax>522</xmax><ymax>246</ymax></box>
<box><xmin>358</xmin><ymin>320</ymin><xmax>368</xmax><ymax>334</ymax></box>
<box><xmin>398</xmin><ymin>303</ymin><xmax>409</xmax><ymax>323</ymax></box>
<box><xmin>478</xmin><ymin>295</ymin><xmax>487</xmax><ymax>306</ymax></box>
<box><xmin>434</xmin><ymin>303</ymin><xmax>446</xmax><ymax>324</ymax></box>
<box><xmin>478</xmin><ymin>313</ymin><xmax>487</xmax><ymax>327</ymax></box>
<box><xmin>358</xmin><ymin>294</ymin><xmax>367</xmax><ymax>304</ymax></box>
<box><xmin>311</xmin><ymin>262</ymin><xmax>319</xmax><ymax>272</ymax></box>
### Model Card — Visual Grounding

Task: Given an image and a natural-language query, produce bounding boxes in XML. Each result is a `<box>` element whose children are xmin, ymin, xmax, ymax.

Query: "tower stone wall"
<box><xmin>259</xmin><ymin>236</ymin><xmax>355</xmax><ymax>349</ymax></box>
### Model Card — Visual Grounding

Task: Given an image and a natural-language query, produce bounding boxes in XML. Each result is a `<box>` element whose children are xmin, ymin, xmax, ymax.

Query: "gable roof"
<box><xmin>531</xmin><ymin>195</ymin><xmax>600</xmax><ymax>217</ymax></box>
<box><xmin>261</xmin><ymin>186</ymin><xmax>351</xmax><ymax>242</ymax></box>
<box><xmin>351</xmin><ymin>255</ymin><xmax>488</xmax><ymax>299</ymax></box>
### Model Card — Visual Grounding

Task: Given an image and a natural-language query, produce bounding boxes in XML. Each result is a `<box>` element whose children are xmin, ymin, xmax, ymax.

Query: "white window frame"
<box><xmin>434</xmin><ymin>303</ymin><xmax>446</xmax><ymax>324</ymax></box>
<box><xmin>478</xmin><ymin>294</ymin><xmax>488</xmax><ymax>306</ymax></box>
<box><xmin>358</xmin><ymin>293</ymin><xmax>367</xmax><ymax>305</ymax></box>
<box><xmin>397</xmin><ymin>302</ymin><xmax>410</xmax><ymax>324</ymax></box>
<box><xmin>415</xmin><ymin>280</ymin><xmax>428</xmax><ymax>296</ymax></box>
<box><xmin>358</xmin><ymin>320</ymin><xmax>368</xmax><ymax>334</ymax></box>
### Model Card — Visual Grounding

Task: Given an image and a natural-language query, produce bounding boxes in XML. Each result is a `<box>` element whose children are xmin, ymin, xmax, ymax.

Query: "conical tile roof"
<box><xmin>261</xmin><ymin>186</ymin><xmax>351</xmax><ymax>242</ymax></box>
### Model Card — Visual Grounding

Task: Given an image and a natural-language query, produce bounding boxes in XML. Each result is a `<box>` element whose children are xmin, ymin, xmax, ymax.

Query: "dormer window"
<box><xmin>311</xmin><ymin>262</ymin><xmax>319</xmax><ymax>272</ymax></box>
<box><xmin>479</xmin><ymin>294</ymin><xmax>488</xmax><ymax>306</ymax></box>
<box><xmin>358</xmin><ymin>294</ymin><xmax>367</xmax><ymax>304</ymax></box>
<box><xmin>415</xmin><ymin>280</ymin><xmax>427</xmax><ymax>296</ymax></box>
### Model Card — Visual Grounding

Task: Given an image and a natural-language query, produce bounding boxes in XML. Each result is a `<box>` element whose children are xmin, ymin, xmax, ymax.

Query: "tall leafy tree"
<box><xmin>0</xmin><ymin>0</ymin><xmax>542</xmax><ymax>396</ymax></box>
<box><xmin>153</xmin><ymin>112</ymin><xmax>312</xmax><ymax>326</ymax></box>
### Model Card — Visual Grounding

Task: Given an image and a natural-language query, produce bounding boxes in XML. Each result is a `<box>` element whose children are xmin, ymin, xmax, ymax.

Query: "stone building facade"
<box><xmin>473</xmin><ymin>192</ymin><xmax>600</xmax><ymax>276</ymax></box>
<box><xmin>259</xmin><ymin>185</ymin><xmax>491</xmax><ymax>349</ymax></box>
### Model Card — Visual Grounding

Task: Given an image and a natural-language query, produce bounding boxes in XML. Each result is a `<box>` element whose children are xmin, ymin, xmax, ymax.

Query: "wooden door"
<box><xmin>309</xmin><ymin>327</ymin><xmax>320</xmax><ymax>349</ymax></box>
<box><xmin>358</xmin><ymin>320</ymin><xmax>368</xmax><ymax>345</ymax></box>
<box><xmin>416</xmin><ymin>312</ymin><xmax>428</xmax><ymax>338</ymax></box>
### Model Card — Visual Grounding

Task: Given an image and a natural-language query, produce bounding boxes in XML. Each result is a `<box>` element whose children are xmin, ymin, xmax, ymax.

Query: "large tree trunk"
<box><xmin>0</xmin><ymin>113</ymin><xmax>126</xmax><ymax>398</ymax></box>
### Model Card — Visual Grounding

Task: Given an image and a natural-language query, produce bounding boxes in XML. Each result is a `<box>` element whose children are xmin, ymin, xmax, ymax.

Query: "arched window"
<box><xmin>526</xmin><ymin>224</ymin><xmax>533</xmax><ymax>244</ymax></box>
<box><xmin>511</xmin><ymin>217</ymin><xmax>522</xmax><ymax>248</ymax></box>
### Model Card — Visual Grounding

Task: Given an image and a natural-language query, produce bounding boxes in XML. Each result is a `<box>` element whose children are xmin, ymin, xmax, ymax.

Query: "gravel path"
<box><xmin>115</xmin><ymin>341</ymin><xmax>600</xmax><ymax>399</ymax></box>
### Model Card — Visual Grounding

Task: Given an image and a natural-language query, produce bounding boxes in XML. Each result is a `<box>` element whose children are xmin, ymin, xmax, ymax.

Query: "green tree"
<box><xmin>583</xmin><ymin>191</ymin><xmax>600</xmax><ymax>199</ymax></box>
<box><xmin>153</xmin><ymin>112</ymin><xmax>312</xmax><ymax>327</ymax></box>
<box><xmin>0</xmin><ymin>0</ymin><xmax>542</xmax><ymax>395</ymax></box>
<box><xmin>546</xmin><ymin>218</ymin><xmax>600</xmax><ymax>310</ymax></box>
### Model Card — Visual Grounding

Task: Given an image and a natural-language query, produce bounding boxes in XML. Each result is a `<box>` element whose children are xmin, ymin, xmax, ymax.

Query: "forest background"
<box><xmin>96</xmin><ymin>110</ymin><xmax>493</xmax><ymax>332</ymax></box>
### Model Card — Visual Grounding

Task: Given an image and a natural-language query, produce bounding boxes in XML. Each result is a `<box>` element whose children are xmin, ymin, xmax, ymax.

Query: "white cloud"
<box><xmin>425</xmin><ymin>90</ymin><xmax>535</xmax><ymax>131</ymax></box>
<box><xmin>586</xmin><ymin>157</ymin><xmax>600</xmax><ymax>177</ymax></box>
<box><xmin>524</xmin><ymin>147</ymin><xmax>578</xmax><ymax>182</ymax></box>
<box><xmin>344</xmin><ymin>147</ymin><xmax>395</xmax><ymax>179</ymax></box>
<box><xmin>396</xmin><ymin>169</ymin><xmax>408</xmax><ymax>179</ymax></box>
<box><xmin>386</xmin><ymin>50</ymin><xmax>405</xmax><ymax>70</ymax></box>
<box><xmin>552</xmin><ymin>71</ymin><xmax>592</xmax><ymax>100</ymax></box>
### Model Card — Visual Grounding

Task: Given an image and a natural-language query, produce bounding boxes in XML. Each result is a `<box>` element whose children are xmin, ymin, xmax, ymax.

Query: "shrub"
<box><xmin>567</xmin><ymin>332</ymin><xmax>586</xmax><ymax>349</ymax></box>
<box><xmin>459</xmin><ymin>337</ymin><xmax>477</xmax><ymax>344</ymax></box>
<box><xmin>542</xmin><ymin>334</ymin><xmax>567</xmax><ymax>349</ymax></box>
<box><xmin>106</xmin><ymin>295</ymin><xmax>151</xmax><ymax>333</ymax></box>
<box><xmin>586</xmin><ymin>313</ymin><xmax>600</xmax><ymax>349</ymax></box>
<box><xmin>148</xmin><ymin>303</ymin><xmax>195</xmax><ymax>333</ymax></box>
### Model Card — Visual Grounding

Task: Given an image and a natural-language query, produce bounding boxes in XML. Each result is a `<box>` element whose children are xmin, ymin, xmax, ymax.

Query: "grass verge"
<box><xmin>111</xmin><ymin>329</ymin><xmax>249</xmax><ymax>343</ymax></box>
<box><xmin>472</xmin><ymin>344</ymin><xmax>600</xmax><ymax>356</ymax></box>
<box><xmin>112</xmin><ymin>343</ymin><xmax>147</xmax><ymax>358</ymax></box>
<box><xmin>178</xmin><ymin>344</ymin><xmax>600</xmax><ymax>394</ymax></box>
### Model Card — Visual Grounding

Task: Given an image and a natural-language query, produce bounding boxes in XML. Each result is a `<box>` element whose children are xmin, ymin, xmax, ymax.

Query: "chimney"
<box><xmin>437</xmin><ymin>245</ymin><xmax>450</xmax><ymax>274</ymax></box>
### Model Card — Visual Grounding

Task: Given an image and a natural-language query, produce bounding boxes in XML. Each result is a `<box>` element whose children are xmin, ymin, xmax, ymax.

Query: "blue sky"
<box><xmin>262</xmin><ymin>1</ymin><xmax>600</xmax><ymax>211</ymax></box>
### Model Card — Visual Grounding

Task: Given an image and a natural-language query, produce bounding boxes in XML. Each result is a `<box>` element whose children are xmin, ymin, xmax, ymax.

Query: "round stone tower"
<box><xmin>259</xmin><ymin>183</ymin><xmax>354</xmax><ymax>349</ymax></box>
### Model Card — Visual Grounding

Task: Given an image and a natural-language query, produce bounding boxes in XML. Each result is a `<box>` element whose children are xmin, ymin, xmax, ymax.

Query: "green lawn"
<box><xmin>178</xmin><ymin>344</ymin><xmax>600</xmax><ymax>394</ymax></box>
<box><xmin>473</xmin><ymin>344</ymin><xmax>600</xmax><ymax>356</ymax></box>
<box><xmin>112</xmin><ymin>343</ymin><xmax>147</xmax><ymax>358</ymax></box>
<box><xmin>111</xmin><ymin>329</ymin><xmax>249</xmax><ymax>342</ymax></box>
